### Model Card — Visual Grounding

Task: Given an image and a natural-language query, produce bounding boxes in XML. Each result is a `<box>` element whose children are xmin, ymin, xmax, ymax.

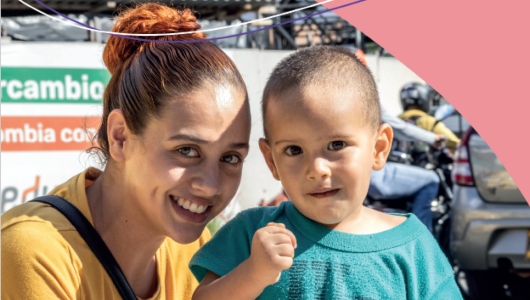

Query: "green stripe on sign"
<box><xmin>1</xmin><ymin>67</ymin><xmax>110</xmax><ymax>103</ymax></box>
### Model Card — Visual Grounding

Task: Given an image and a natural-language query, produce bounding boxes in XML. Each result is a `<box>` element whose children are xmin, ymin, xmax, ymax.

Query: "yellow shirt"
<box><xmin>399</xmin><ymin>109</ymin><xmax>461</xmax><ymax>152</ymax></box>
<box><xmin>2</xmin><ymin>168</ymin><xmax>211</xmax><ymax>300</ymax></box>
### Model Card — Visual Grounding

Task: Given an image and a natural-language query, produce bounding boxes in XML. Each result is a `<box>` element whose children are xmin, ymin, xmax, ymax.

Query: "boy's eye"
<box><xmin>221</xmin><ymin>154</ymin><xmax>241</xmax><ymax>164</ymax></box>
<box><xmin>285</xmin><ymin>146</ymin><xmax>303</xmax><ymax>156</ymax></box>
<box><xmin>328</xmin><ymin>141</ymin><xmax>346</xmax><ymax>151</ymax></box>
<box><xmin>178</xmin><ymin>147</ymin><xmax>200</xmax><ymax>157</ymax></box>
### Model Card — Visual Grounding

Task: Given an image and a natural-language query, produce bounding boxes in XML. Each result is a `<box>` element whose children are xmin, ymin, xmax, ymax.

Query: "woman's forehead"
<box><xmin>151</xmin><ymin>90</ymin><xmax>250</xmax><ymax>137</ymax></box>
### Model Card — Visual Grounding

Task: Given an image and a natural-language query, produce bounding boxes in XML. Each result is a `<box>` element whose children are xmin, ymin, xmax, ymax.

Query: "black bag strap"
<box><xmin>31</xmin><ymin>195</ymin><xmax>136</xmax><ymax>300</ymax></box>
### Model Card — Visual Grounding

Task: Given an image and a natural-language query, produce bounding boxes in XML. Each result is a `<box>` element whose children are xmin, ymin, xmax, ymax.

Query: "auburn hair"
<box><xmin>92</xmin><ymin>3</ymin><xmax>247</xmax><ymax>162</ymax></box>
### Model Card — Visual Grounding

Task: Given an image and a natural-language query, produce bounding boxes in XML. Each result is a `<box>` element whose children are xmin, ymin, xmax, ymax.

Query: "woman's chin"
<box><xmin>169</xmin><ymin>226</ymin><xmax>207</xmax><ymax>244</ymax></box>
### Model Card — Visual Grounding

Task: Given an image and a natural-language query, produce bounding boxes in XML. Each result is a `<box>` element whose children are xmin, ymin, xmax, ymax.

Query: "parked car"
<box><xmin>451</xmin><ymin>126</ymin><xmax>530</xmax><ymax>299</ymax></box>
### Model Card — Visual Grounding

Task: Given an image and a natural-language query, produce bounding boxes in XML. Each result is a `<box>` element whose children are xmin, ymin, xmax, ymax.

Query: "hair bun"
<box><xmin>103</xmin><ymin>3</ymin><xmax>205</xmax><ymax>74</ymax></box>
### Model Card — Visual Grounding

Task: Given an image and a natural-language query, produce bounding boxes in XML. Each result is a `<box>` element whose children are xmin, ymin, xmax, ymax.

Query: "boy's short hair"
<box><xmin>261</xmin><ymin>45</ymin><xmax>381</xmax><ymax>137</ymax></box>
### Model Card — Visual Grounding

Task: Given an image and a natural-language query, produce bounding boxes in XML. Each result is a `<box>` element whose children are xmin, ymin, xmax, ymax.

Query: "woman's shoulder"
<box><xmin>2</xmin><ymin>204</ymin><xmax>79</xmax><ymax>282</ymax></box>
<box><xmin>3</xmin><ymin>211</ymin><xmax>71</xmax><ymax>250</ymax></box>
<box><xmin>1</xmin><ymin>203</ymin><xmax>92</xmax><ymax>299</ymax></box>
<box><xmin>2</xmin><ymin>201</ymin><xmax>79</xmax><ymax>258</ymax></box>
<box><xmin>2</xmin><ymin>201</ymin><xmax>76</xmax><ymax>232</ymax></box>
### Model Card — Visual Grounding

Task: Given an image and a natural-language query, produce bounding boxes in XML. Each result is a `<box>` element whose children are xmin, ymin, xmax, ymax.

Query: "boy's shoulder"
<box><xmin>378</xmin><ymin>214</ymin><xmax>451</xmax><ymax>271</ymax></box>
<box><xmin>359</xmin><ymin>207</ymin><xmax>408</xmax><ymax>234</ymax></box>
<box><xmin>210</xmin><ymin>201</ymin><xmax>292</xmax><ymax>238</ymax></box>
<box><xmin>361</xmin><ymin>212</ymin><xmax>438</xmax><ymax>253</ymax></box>
<box><xmin>236</xmin><ymin>201</ymin><xmax>291</xmax><ymax>222</ymax></box>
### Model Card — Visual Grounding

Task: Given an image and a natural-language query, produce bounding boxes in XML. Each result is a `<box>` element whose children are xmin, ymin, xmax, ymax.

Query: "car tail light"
<box><xmin>452</xmin><ymin>128</ymin><xmax>475</xmax><ymax>186</ymax></box>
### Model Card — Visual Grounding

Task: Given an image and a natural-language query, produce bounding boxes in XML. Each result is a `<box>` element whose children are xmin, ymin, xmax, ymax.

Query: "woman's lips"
<box><xmin>170</xmin><ymin>196</ymin><xmax>212</xmax><ymax>223</ymax></box>
<box><xmin>172</xmin><ymin>196</ymin><xmax>209</xmax><ymax>214</ymax></box>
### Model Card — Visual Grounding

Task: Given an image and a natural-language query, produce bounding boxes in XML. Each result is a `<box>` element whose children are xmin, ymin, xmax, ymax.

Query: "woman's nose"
<box><xmin>190</xmin><ymin>163</ymin><xmax>222</xmax><ymax>197</ymax></box>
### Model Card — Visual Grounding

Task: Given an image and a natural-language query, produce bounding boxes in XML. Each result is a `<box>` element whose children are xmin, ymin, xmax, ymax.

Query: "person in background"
<box><xmin>398</xmin><ymin>82</ymin><xmax>461</xmax><ymax>153</ymax></box>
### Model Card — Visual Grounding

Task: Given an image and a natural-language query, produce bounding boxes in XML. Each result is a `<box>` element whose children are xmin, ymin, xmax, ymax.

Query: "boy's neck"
<box><xmin>319</xmin><ymin>206</ymin><xmax>406</xmax><ymax>235</ymax></box>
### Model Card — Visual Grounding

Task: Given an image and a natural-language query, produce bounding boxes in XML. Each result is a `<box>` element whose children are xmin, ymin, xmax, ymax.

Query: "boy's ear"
<box><xmin>372</xmin><ymin>123</ymin><xmax>393</xmax><ymax>171</ymax></box>
<box><xmin>107</xmin><ymin>109</ymin><xmax>129</xmax><ymax>162</ymax></box>
<box><xmin>258</xmin><ymin>138</ymin><xmax>280</xmax><ymax>181</ymax></box>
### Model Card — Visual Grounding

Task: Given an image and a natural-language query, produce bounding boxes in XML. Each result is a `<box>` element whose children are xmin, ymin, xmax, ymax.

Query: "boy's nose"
<box><xmin>306</xmin><ymin>157</ymin><xmax>331</xmax><ymax>180</ymax></box>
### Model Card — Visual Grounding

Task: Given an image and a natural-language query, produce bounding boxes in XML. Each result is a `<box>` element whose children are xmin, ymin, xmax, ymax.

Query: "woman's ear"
<box><xmin>107</xmin><ymin>109</ymin><xmax>128</xmax><ymax>162</ymax></box>
<box><xmin>372</xmin><ymin>123</ymin><xmax>393</xmax><ymax>171</ymax></box>
<box><xmin>258</xmin><ymin>138</ymin><xmax>280</xmax><ymax>181</ymax></box>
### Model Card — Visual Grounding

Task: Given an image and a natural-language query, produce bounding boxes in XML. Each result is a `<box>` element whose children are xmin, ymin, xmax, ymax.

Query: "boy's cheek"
<box><xmin>277</xmin><ymin>160</ymin><xmax>302</xmax><ymax>174</ymax></box>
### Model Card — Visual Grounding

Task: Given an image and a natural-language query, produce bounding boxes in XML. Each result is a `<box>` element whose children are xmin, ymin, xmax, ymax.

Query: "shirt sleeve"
<box><xmin>1</xmin><ymin>221</ymin><xmax>80</xmax><ymax>300</ymax></box>
<box><xmin>412</xmin><ymin>230</ymin><xmax>464</xmax><ymax>300</ymax></box>
<box><xmin>427</xmin><ymin>274</ymin><xmax>464</xmax><ymax>300</ymax></box>
<box><xmin>431</xmin><ymin>120</ymin><xmax>461</xmax><ymax>150</ymax></box>
<box><xmin>381</xmin><ymin>106</ymin><xmax>437</xmax><ymax>144</ymax></box>
<box><xmin>188</xmin><ymin>210</ymin><xmax>256</xmax><ymax>283</ymax></box>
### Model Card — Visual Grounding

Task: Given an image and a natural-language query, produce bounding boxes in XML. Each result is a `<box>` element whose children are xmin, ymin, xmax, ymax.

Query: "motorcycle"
<box><xmin>363</xmin><ymin>104</ymin><xmax>456</xmax><ymax>260</ymax></box>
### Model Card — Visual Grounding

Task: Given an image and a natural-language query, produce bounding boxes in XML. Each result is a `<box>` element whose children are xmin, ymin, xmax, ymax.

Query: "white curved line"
<box><xmin>17</xmin><ymin>0</ymin><xmax>334</xmax><ymax>37</ymax></box>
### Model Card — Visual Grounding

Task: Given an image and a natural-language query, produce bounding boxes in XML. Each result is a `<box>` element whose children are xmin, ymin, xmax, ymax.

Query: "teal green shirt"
<box><xmin>190</xmin><ymin>201</ymin><xmax>463</xmax><ymax>300</ymax></box>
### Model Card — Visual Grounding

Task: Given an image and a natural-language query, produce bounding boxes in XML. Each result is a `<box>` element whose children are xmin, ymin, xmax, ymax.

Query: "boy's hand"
<box><xmin>247</xmin><ymin>222</ymin><xmax>297</xmax><ymax>287</ymax></box>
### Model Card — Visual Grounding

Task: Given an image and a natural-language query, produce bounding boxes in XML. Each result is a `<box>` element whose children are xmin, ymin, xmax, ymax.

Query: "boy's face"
<box><xmin>259</xmin><ymin>87</ymin><xmax>391</xmax><ymax>231</ymax></box>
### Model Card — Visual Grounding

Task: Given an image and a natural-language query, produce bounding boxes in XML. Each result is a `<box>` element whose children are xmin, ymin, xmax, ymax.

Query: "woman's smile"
<box><xmin>170</xmin><ymin>196</ymin><xmax>212</xmax><ymax>223</ymax></box>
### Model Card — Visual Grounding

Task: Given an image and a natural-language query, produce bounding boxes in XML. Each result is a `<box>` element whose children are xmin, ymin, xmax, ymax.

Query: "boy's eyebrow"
<box><xmin>327</xmin><ymin>134</ymin><xmax>357</xmax><ymax>140</ymax></box>
<box><xmin>274</xmin><ymin>134</ymin><xmax>356</xmax><ymax>146</ymax></box>
<box><xmin>274</xmin><ymin>139</ymin><xmax>297</xmax><ymax>146</ymax></box>
<box><xmin>168</xmin><ymin>134</ymin><xmax>249</xmax><ymax>149</ymax></box>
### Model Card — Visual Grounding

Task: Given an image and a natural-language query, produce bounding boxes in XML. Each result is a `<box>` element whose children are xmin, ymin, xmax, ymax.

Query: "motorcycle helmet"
<box><xmin>400</xmin><ymin>82</ymin><xmax>433</xmax><ymax>113</ymax></box>
<box><xmin>427</xmin><ymin>88</ymin><xmax>448</xmax><ymax>115</ymax></box>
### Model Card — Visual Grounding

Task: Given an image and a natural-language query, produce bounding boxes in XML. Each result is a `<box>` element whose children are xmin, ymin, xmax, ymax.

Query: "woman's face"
<box><xmin>123</xmin><ymin>85</ymin><xmax>250</xmax><ymax>244</ymax></box>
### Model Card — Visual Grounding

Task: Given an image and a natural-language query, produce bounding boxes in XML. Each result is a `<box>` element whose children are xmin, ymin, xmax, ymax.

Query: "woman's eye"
<box><xmin>285</xmin><ymin>146</ymin><xmax>303</xmax><ymax>156</ymax></box>
<box><xmin>328</xmin><ymin>141</ymin><xmax>346</xmax><ymax>151</ymax></box>
<box><xmin>178</xmin><ymin>147</ymin><xmax>199</xmax><ymax>157</ymax></box>
<box><xmin>221</xmin><ymin>154</ymin><xmax>241</xmax><ymax>164</ymax></box>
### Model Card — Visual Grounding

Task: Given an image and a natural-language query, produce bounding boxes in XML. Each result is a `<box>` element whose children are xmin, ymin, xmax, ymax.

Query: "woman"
<box><xmin>1</xmin><ymin>3</ymin><xmax>251</xmax><ymax>299</ymax></box>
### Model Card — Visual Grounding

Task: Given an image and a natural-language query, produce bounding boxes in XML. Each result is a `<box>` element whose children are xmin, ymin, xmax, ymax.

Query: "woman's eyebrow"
<box><xmin>168</xmin><ymin>134</ymin><xmax>209</xmax><ymax>144</ymax></box>
<box><xmin>230</xmin><ymin>143</ymin><xmax>250</xmax><ymax>150</ymax></box>
<box><xmin>168</xmin><ymin>134</ymin><xmax>249</xmax><ymax>150</ymax></box>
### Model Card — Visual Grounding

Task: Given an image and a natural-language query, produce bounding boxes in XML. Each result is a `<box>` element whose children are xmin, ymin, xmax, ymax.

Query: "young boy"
<box><xmin>189</xmin><ymin>46</ymin><xmax>463</xmax><ymax>300</ymax></box>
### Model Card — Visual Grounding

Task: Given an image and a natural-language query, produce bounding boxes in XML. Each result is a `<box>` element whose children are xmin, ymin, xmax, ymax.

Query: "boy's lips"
<box><xmin>308</xmin><ymin>188</ymin><xmax>340</xmax><ymax>198</ymax></box>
